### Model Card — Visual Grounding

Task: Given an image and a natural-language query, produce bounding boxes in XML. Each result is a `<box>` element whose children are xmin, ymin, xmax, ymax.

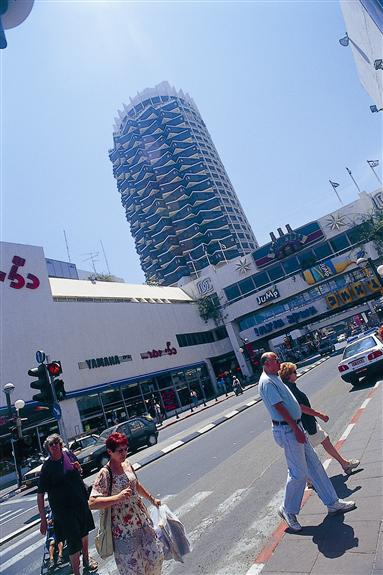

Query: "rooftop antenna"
<box><xmin>100</xmin><ymin>240</ymin><xmax>111</xmax><ymax>275</ymax></box>
<box><xmin>63</xmin><ymin>230</ymin><xmax>72</xmax><ymax>262</ymax></box>
<box><xmin>82</xmin><ymin>252</ymin><xmax>99</xmax><ymax>274</ymax></box>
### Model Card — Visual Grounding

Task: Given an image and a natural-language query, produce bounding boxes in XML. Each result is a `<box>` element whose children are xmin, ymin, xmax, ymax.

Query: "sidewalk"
<box><xmin>252</xmin><ymin>380</ymin><xmax>382</xmax><ymax>575</ymax></box>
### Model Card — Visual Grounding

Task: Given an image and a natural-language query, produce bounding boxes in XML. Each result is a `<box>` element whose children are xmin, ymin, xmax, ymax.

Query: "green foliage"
<box><xmin>196</xmin><ymin>294</ymin><xmax>226</xmax><ymax>326</ymax></box>
<box><xmin>351</xmin><ymin>211</ymin><xmax>383</xmax><ymax>255</ymax></box>
<box><xmin>89</xmin><ymin>273</ymin><xmax>114</xmax><ymax>282</ymax></box>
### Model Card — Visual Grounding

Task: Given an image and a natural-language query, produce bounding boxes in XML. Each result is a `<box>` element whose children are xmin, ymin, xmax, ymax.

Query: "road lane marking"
<box><xmin>188</xmin><ymin>488</ymin><xmax>247</xmax><ymax>544</ymax></box>
<box><xmin>339</xmin><ymin>423</ymin><xmax>355</xmax><ymax>441</ymax></box>
<box><xmin>0</xmin><ymin>537</ymin><xmax>44</xmax><ymax>572</ymax></box>
<box><xmin>161</xmin><ymin>440</ymin><xmax>184</xmax><ymax>454</ymax></box>
<box><xmin>1</xmin><ymin>506</ymin><xmax>37</xmax><ymax>525</ymax></box>
<box><xmin>225</xmin><ymin>410</ymin><xmax>239</xmax><ymax>418</ymax></box>
<box><xmin>173</xmin><ymin>491</ymin><xmax>212</xmax><ymax>518</ymax></box>
<box><xmin>246</xmin><ymin>400</ymin><xmax>257</xmax><ymax>406</ymax></box>
<box><xmin>360</xmin><ymin>398</ymin><xmax>371</xmax><ymax>409</ymax></box>
<box><xmin>197</xmin><ymin>423</ymin><xmax>215</xmax><ymax>434</ymax></box>
<box><xmin>0</xmin><ymin>529</ymin><xmax>40</xmax><ymax>560</ymax></box>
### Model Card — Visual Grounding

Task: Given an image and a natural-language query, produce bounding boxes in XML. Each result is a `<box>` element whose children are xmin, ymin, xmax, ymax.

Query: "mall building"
<box><xmin>0</xmin><ymin>189</ymin><xmax>381</xmax><ymax>452</ymax></box>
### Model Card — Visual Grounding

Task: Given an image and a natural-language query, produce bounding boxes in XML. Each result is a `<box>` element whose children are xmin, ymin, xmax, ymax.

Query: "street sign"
<box><xmin>36</xmin><ymin>350</ymin><xmax>46</xmax><ymax>364</ymax></box>
<box><xmin>52</xmin><ymin>403</ymin><xmax>62</xmax><ymax>421</ymax></box>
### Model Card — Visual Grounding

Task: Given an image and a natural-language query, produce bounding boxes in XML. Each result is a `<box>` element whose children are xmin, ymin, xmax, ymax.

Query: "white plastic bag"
<box><xmin>150</xmin><ymin>504</ymin><xmax>191</xmax><ymax>563</ymax></box>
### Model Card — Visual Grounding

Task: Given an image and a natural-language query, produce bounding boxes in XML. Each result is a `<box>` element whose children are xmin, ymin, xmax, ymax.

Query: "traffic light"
<box><xmin>28</xmin><ymin>364</ymin><xmax>53</xmax><ymax>404</ymax></box>
<box><xmin>47</xmin><ymin>361</ymin><xmax>66</xmax><ymax>401</ymax></box>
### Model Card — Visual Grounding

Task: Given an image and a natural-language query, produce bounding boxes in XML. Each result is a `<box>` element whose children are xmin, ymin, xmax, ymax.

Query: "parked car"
<box><xmin>337</xmin><ymin>333</ymin><xmax>347</xmax><ymax>343</ymax></box>
<box><xmin>23</xmin><ymin>434</ymin><xmax>99</xmax><ymax>487</ymax></box>
<box><xmin>338</xmin><ymin>331</ymin><xmax>383</xmax><ymax>386</ymax></box>
<box><xmin>23</xmin><ymin>455</ymin><xmax>47</xmax><ymax>487</ymax></box>
<box><xmin>69</xmin><ymin>434</ymin><xmax>99</xmax><ymax>453</ymax></box>
<box><xmin>76</xmin><ymin>416</ymin><xmax>158</xmax><ymax>476</ymax></box>
<box><xmin>318</xmin><ymin>337</ymin><xmax>336</xmax><ymax>356</ymax></box>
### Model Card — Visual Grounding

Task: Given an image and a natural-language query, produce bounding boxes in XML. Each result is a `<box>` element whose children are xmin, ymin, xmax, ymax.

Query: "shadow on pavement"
<box><xmin>296</xmin><ymin>514</ymin><xmax>359</xmax><ymax>558</ymax></box>
<box><xmin>330</xmin><ymin>473</ymin><xmax>363</xmax><ymax>498</ymax></box>
<box><xmin>348</xmin><ymin>374</ymin><xmax>380</xmax><ymax>392</ymax></box>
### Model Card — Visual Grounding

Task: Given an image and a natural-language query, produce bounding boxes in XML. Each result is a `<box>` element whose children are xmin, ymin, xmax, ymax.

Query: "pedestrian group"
<box><xmin>37</xmin><ymin>350</ymin><xmax>362</xmax><ymax>573</ymax></box>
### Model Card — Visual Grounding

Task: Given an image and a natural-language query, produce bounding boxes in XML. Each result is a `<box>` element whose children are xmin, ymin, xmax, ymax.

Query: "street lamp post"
<box><xmin>3</xmin><ymin>383</ymin><xmax>23</xmax><ymax>488</ymax></box>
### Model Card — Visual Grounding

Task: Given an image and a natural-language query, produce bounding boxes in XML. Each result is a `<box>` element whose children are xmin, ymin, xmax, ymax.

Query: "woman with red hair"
<box><xmin>89</xmin><ymin>432</ymin><xmax>163</xmax><ymax>575</ymax></box>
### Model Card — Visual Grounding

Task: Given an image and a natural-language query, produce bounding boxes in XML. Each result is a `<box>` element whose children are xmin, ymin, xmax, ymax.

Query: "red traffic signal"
<box><xmin>47</xmin><ymin>361</ymin><xmax>62</xmax><ymax>377</ymax></box>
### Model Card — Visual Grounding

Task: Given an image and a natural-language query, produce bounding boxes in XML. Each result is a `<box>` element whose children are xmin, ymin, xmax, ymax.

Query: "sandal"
<box><xmin>83</xmin><ymin>558</ymin><xmax>98</xmax><ymax>572</ymax></box>
<box><xmin>343</xmin><ymin>459</ymin><xmax>360</xmax><ymax>475</ymax></box>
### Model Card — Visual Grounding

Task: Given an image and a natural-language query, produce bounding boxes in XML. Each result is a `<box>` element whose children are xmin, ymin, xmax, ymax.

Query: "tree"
<box><xmin>196</xmin><ymin>294</ymin><xmax>227</xmax><ymax>326</ymax></box>
<box><xmin>351</xmin><ymin>210</ymin><xmax>383</xmax><ymax>256</ymax></box>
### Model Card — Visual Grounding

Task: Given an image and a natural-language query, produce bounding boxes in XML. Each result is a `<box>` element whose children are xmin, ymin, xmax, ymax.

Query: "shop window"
<box><xmin>330</xmin><ymin>233</ymin><xmax>350</xmax><ymax>253</ymax></box>
<box><xmin>313</xmin><ymin>242</ymin><xmax>333</xmax><ymax>260</ymax></box>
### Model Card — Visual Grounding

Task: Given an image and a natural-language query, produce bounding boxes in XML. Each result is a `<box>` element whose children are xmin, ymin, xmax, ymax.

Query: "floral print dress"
<box><xmin>91</xmin><ymin>462</ymin><xmax>163</xmax><ymax>575</ymax></box>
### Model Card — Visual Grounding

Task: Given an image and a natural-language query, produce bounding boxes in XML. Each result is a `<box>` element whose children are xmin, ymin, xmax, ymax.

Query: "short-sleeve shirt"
<box><xmin>284</xmin><ymin>381</ymin><xmax>317</xmax><ymax>435</ymax></box>
<box><xmin>259</xmin><ymin>371</ymin><xmax>301</xmax><ymax>422</ymax></box>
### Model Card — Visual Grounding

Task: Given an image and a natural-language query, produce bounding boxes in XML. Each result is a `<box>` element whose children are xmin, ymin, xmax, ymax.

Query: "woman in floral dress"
<box><xmin>89</xmin><ymin>432</ymin><xmax>163</xmax><ymax>575</ymax></box>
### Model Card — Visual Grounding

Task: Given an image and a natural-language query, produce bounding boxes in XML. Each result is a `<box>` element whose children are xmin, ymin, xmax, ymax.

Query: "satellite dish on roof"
<box><xmin>0</xmin><ymin>0</ymin><xmax>34</xmax><ymax>49</ymax></box>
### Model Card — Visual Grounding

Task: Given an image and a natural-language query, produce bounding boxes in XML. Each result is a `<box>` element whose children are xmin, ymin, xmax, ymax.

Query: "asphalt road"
<box><xmin>0</xmin><ymin>353</ymin><xmax>379</xmax><ymax>575</ymax></box>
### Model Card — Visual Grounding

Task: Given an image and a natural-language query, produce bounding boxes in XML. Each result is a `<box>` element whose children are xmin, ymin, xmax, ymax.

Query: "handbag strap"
<box><xmin>105</xmin><ymin>464</ymin><xmax>113</xmax><ymax>496</ymax></box>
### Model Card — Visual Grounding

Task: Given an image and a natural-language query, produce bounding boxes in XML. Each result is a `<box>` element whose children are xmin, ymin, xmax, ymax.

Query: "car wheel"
<box><xmin>147</xmin><ymin>434</ymin><xmax>157</xmax><ymax>447</ymax></box>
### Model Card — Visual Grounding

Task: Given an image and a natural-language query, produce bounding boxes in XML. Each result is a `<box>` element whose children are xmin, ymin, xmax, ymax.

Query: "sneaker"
<box><xmin>83</xmin><ymin>558</ymin><xmax>98</xmax><ymax>572</ymax></box>
<box><xmin>277</xmin><ymin>506</ymin><xmax>302</xmax><ymax>531</ymax></box>
<box><xmin>56</xmin><ymin>556</ymin><xmax>63</xmax><ymax>567</ymax></box>
<box><xmin>343</xmin><ymin>459</ymin><xmax>360</xmax><ymax>475</ymax></box>
<box><xmin>327</xmin><ymin>498</ymin><xmax>356</xmax><ymax>515</ymax></box>
<box><xmin>48</xmin><ymin>559</ymin><xmax>55</xmax><ymax>571</ymax></box>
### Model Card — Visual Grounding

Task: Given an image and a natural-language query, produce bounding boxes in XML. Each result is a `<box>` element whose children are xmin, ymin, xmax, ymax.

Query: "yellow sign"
<box><xmin>326</xmin><ymin>279</ymin><xmax>382</xmax><ymax>310</ymax></box>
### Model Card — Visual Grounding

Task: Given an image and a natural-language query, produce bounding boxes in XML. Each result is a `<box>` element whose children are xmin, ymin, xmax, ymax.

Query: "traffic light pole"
<box><xmin>45</xmin><ymin>360</ymin><xmax>68</xmax><ymax>445</ymax></box>
<box><xmin>4</xmin><ymin>393</ymin><xmax>22</xmax><ymax>488</ymax></box>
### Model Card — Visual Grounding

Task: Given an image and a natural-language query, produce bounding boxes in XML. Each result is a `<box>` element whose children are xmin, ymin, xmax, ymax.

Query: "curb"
<box><xmin>247</xmin><ymin>379</ymin><xmax>382</xmax><ymax>575</ymax></box>
<box><xmin>0</xmin><ymin>355</ymin><xmax>330</xmax><ymax>547</ymax></box>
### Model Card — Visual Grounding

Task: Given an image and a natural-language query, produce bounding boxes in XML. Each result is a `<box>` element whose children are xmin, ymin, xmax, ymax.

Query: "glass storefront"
<box><xmin>76</xmin><ymin>363</ymin><xmax>212</xmax><ymax>434</ymax></box>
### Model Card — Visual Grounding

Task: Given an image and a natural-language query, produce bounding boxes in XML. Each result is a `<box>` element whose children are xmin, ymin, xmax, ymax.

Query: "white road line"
<box><xmin>132</xmin><ymin>462</ymin><xmax>142</xmax><ymax>470</ymax></box>
<box><xmin>198</xmin><ymin>423</ymin><xmax>215</xmax><ymax>434</ymax></box>
<box><xmin>161</xmin><ymin>440</ymin><xmax>184</xmax><ymax>454</ymax></box>
<box><xmin>0</xmin><ymin>529</ymin><xmax>40</xmax><ymax>560</ymax></box>
<box><xmin>246</xmin><ymin>400</ymin><xmax>257</xmax><ymax>406</ymax></box>
<box><xmin>173</xmin><ymin>491</ymin><xmax>212</xmax><ymax>518</ymax></box>
<box><xmin>1</xmin><ymin>506</ymin><xmax>37</xmax><ymax>525</ymax></box>
<box><xmin>188</xmin><ymin>488</ymin><xmax>246</xmax><ymax>544</ymax></box>
<box><xmin>225</xmin><ymin>410</ymin><xmax>239</xmax><ymax>419</ymax></box>
<box><xmin>339</xmin><ymin>423</ymin><xmax>355</xmax><ymax>441</ymax></box>
<box><xmin>360</xmin><ymin>398</ymin><xmax>371</xmax><ymax>409</ymax></box>
<box><xmin>0</xmin><ymin>509</ymin><xmax>16</xmax><ymax>520</ymax></box>
<box><xmin>0</xmin><ymin>537</ymin><xmax>43</xmax><ymax>572</ymax></box>
<box><xmin>0</xmin><ymin>495</ymin><xmax>38</xmax><ymax>506</ymax></box>
<box><xmin>245</xmin><ymin>564</ymin><xmax>265</xmax><ymax>575</ymax></box>
<box><xmin>323</xmin><ymin>458</ymin><xmax>332</xmax><ymax>470</ymax></box>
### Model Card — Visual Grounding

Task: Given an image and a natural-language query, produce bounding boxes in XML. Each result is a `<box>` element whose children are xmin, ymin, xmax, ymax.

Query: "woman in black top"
<box><xmin>37</xmin><ymin>434</ymin><xmax>98</xmax><ymax>575</ymax></box>
<box><xmin>279</xmin><ymin>363</ymin><xmax>360</xmax><ymax>475</ymax></box>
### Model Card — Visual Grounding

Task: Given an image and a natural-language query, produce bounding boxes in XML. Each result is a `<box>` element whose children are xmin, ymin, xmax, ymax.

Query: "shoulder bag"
<box><xmin>95</xmin><ymin>465</ymin><xmax>114</xmax><ymax>559</ymax></box>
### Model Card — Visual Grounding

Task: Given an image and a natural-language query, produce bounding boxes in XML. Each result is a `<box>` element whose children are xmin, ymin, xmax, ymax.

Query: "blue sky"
<box><xmin>2</xmin><ymin>1</ymin><xmax>382</xmax><ymax>283</ymax></box>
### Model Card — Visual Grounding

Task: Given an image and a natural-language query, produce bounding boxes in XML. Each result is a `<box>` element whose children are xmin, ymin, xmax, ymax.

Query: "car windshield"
<box><xmin>343</xmin><ymin>337</ymin><xmax>376</xmax><ymax>359</ymax></box>
<box><xmin>97</xmin><ymin>430</ymin><xmax>112</xmax><ymax>443</ymax></box>
<box><xmin>81</xmin><ymin>436</ymin><xmax>98</xmax><ymax>448</ymax></box>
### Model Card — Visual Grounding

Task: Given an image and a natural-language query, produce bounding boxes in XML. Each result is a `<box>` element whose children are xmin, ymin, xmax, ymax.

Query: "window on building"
<box><xmin>253</xmin><ymin>272</ymin><xmax>269</xmax><ymax>288</ymax></box>
<box><xmin>267</xmin><ymin>264</ymin><xmax>284</xmax><ymax>281</ymax></box>
<box><xmin>330</xmin><ymin>233</ymin><xmax>350</xmax><ymax>253</ymax></box>
<box><xmin>238</xmin><ymin>277</ymin><xmax>256</xmax><ymax>295</ymax></box>
<box><xmin>224</xmin><ymin>284</ymin><xmax>241</xmax><ymax>301</ymax></box>
<box><xmin>282</xmin><ymin>256</ymin><xmax>300</xmax><ymax>274</ymax></box>
<box><xmin>313</xmin><ymin>242</ymin><xmax>333</xmax><ymax>260</ymax></box>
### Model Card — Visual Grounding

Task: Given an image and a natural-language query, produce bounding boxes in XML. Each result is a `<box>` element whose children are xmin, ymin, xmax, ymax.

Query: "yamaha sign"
<box><xmin>257</xmin><ymin>288</ymin><xmax>280</xmax><ymax>305</ymax></box>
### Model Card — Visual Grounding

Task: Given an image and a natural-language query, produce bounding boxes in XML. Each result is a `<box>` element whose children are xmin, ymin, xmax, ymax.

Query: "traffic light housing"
<box><xmin>28</xmin><ymin>364</ymin><xmax>53</xmax><ymax>404</ymax></box>
<box><xmin>47</xmin><ymin>361</ymin><xmax>66</xmax><ymax>401</ymax></box>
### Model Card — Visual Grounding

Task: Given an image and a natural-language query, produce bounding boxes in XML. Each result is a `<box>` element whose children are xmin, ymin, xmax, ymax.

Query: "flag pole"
<box><xmin>203</xmin><ymin>245</ymin><xmax>212</xmax><ymax>266</ymax></box>
<box><xmin>329</xmin><ymin>180</ymin><xmax>343</xmax><ymax>205</ymax></box>
<box><xmin>346</xmin><ymin>167</ymin><xmax>361</xmax><ymax>193</ymax></box>
<box><xmin>367</xmin><ymin>161</ymin><xmax>382</xmax><ymax>184</ymax></box>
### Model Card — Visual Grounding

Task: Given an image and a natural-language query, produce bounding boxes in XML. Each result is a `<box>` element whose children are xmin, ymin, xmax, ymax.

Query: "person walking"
<box><xmin>259</xmin><ymin>352</ymin><xmax>356</xmax><ymax>532</ymax></box>
<box><xmin>279</xmin><ymin>362</ymin><xmax>360</xmax><ymax>475</ymax></box>
<box><xmin>89</xmin><ymin>432</ymin><xmax>163</xmax><ymax>575</ymax></box>
<box><xmin>37</xmin><ymin>434</ymin><xmax>98</xmax><ymax>575</ymax></box>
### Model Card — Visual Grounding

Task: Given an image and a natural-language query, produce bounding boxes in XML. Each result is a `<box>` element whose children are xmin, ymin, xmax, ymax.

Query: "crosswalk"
<box><xmin>0</xmin><ymin>483</ymin><xmax>283</xmax><ymax>575</ymax></box>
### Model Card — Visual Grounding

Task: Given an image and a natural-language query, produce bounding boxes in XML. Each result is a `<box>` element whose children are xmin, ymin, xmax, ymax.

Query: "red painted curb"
<box><xmin>251</xmin><ymin>382</ymin><xmax>380</xmax><ymax>573</ymax></box>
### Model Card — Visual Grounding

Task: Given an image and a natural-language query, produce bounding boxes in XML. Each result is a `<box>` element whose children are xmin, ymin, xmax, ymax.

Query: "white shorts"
<box><xmin>308</xmin><ymin>424</ymin><xmax>328</xmax><ymax>448</ymax></box>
